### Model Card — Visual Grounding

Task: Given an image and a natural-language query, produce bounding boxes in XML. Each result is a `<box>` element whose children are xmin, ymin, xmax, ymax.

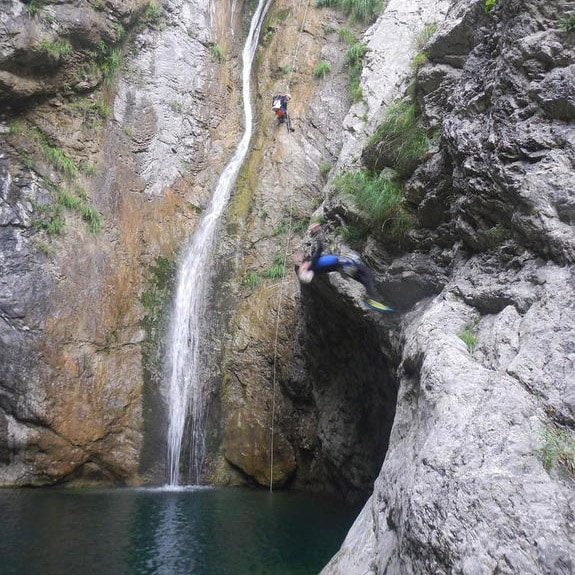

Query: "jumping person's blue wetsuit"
<box><xmin>297</xmin><ymin>240</ymin><xmax>393</xmax><ymax>311</ymax></box>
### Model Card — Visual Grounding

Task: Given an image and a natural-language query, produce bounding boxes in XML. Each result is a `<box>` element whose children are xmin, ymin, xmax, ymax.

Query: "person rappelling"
<box><xmin>294</xmin><ymin>223</ymin><xmax>394</xmax><ymax>312</ymax></box>
<box><xmin>272</xmin><ymin>93</ymin><xmax>295</xmax><ymax>132</ymax></box>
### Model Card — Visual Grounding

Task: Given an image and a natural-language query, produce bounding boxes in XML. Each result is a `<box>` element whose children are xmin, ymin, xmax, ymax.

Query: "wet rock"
<box><xmin>0</xmin><ymin>0</ymin><xmax>225</xmax><ymax>487</ymax></box>
<box><xmin>223</xmin><ymin>408</ymin><xmax>296</xmax><ymax>487</ymax></box>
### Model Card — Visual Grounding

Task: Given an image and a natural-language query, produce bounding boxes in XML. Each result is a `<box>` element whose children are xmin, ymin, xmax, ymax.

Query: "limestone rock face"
<box><xmin>1</xmin><ymin>0</ymin><xmax>574</xmax><ymax>569</ymax></box>
<box><xmin>0</xmin><ymin>1</ymin><xmax>148</xmax><ymax>103</ymax></box>
<box><xmin>0</xmin><ymin>0</ymin><xmax>234</xmax><ymax>486</ymax></box>
<box><xmin>336</xmin><ymin>0</ymin><xmax>455</xmax><ymax>169</ymax></box>
<box><xmin>223</xmin><ymin>408</ymin><xmax>296</xmax><ymax>487</ymax></box>
<box><xmin>322</xmin><ymin>0</ymin><xmax>575</xmax><ymax>572</ymax></box>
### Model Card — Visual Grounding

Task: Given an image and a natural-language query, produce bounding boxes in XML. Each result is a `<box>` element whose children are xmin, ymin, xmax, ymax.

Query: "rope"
<box><xmin>285</xmin><ymin>0</ymin><xmax>312</xmax><ymax>92</ymax></box>
<box><xmin>268</xmin><ymin>192</ymin><xmax>295</xmax><ymax>492</ymax></box>
<box><xmin>269</xmin><ymin>0</ymin><xmax>313</xmax><ymax>493</ymax></box>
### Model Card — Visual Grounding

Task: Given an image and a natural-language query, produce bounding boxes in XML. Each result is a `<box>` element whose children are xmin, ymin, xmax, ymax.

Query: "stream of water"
<box><xmin>165</xmin><ymin>0</ymin><xmax>274</xmax><ymax>486</ymax></box>
<box><xmin>0</xmin><ymin>487</ymin><xmax>359</xmax><ymax>575</ymax></box>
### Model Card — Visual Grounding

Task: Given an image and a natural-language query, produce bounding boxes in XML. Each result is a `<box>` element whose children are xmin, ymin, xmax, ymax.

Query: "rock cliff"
<box><xmin>1</xmin><ymin>0</ymin><xmax>574</xmax><ymax>572</ymax></box>
<box><xmin>0</xmin><ymin>0</ymin><xmax>240</xmax><ymax>485</ymax></box>
<box><xmin>321</xmin><ymin>0</ymin><xmax>575</xmax><ymax>572</ymax></box>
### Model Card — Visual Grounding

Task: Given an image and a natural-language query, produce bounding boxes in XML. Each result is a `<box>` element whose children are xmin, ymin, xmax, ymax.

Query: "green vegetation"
<box><xmin>25</xmin><ymin>0</ymin><xmax>44</xmax><ymax>16</ymax></box>
<box><xmin>458</xmin><ymin>326</ymin><xmax>477</xmax><ymax>353</ymax></box>
<box><xmin>484</xmin><ymin>0</ymin><xmax>497</xmax><ymax>14</ymax></box>
<box><xmin>291</xmin><ymin>212</ymin><xmax>310</xmax><ymax>234</ymax></box>
<box><xmin>412</xmin><ymin>23</ymin><xmax>436</xmax><ymax>73</ymax></box>
<box><xmin>19</xmin><ymin>150</ymin><xmax>34</xmax><ymax>169</ymax></box>
<box><xmin>140</xmin><ymin>255</ymin><xmax>174</xmax><ymax>394</ymax></box>
<box><xmin>316</xmin><ymin>0</ymin><xmax>384</xmax><ymax>23</ymax></box>
<box><xmin>559</xmin><ymin>14</ymin><xmax>575</xmax><ymax>32</ymax></box>
<box><xmin>81</xmin><ymin>161</ymin><xmax>97</xmax><ymax>176</ymax></box>
<box><xmin>265</xmin><ymin>253</ymin><xmax>286</xmax><ymax>279</ymax></box>
<box><xmin>84</xmin><ymin>40</ymin><xmax>123</xmax><ymax>86</ymax></box>
<box><xmin>345</xmin><ymin>42</ymin><xmax>368</xmax><ymax>101</ymax></box>
<box><xmin>334</xmin><ymin>27</ymin><xmax>366</xmax><ymax>100</ymax></box>
<box><xmin>269</xmin><ymin>210</ymin><xmax>308</xmax><ymax>238</ymax></box>
<box><xmin>319</xmin><ymin>161</ymin><xmax>332</xmax><ymax>176</ymax></box>
<box><xmin>279</xmin><ymin>64</ymin><xmax>293</xmax><ymax>75</ymax></box>
<box><xmin>33</xmin><ymin>240</ymin><xmax>53</xmax><ymax>256</ymax></box>
<box><xmin>262</xmin><ymin>29</ymin><xmax>275</xmax><ymax>44</ymax></box>
<box><xmin>275</xmin><ymin>8</ymin><xmax>293</xmax><ymax>22</ymax></box>
<box><xmin>331</xmin><ymin>94</ymin><xmax>435</xmax><ymax>243</ymax></box>
<box><xmin>337</xmin><ymin>27</ymin><xmax>356</xmax><ymax>44</ymax></box>
<box><xmin>335</xmin><ymin>219</ymin><xmax>370</xmax><ymax>246</ymax></box>
<box><xmin>211</xmin><ymin>44</ymin><xmax>225</xmax><ymax>63</ymax></box>
<box><xmin>9</xmin><ymin>0</ymin><xmax>169</xmax><ymax>238</ymax></box>
<box><xmin>69</xmin><ymin>97</ymin><xmax>111</xmax><ymax>128</ymax></box>
<box><xmin>334</xmin><ymin>170</ymin><xmax>413</xmax><ymax>238</ymax></box>
<box><xmin>322</xmin><ymin>23</ymin><xmax>337</xmax><ymax>35</ymax></box>
<box><xmin>243</xmin><ymin>271</ymin><xmax>261</xmax><ymax>288</ymax></box>
<box><xmin>113</xmin><ymin>22</ymin><xmax>126</xmax><ymax>42</ymax></box>
<box><xmin>36</xmin><ymin>179</ymin><xmax>101</xmax><ymax>235</ymax></box>
<box><xmin>141</xmin><ymin>256</ymin><xmax>175</xmax><ymax>355</ymax></box>
<box><xmin>484</xmin><ymin>224</ymin><xmax>510</xmax><ymax>248</ymax></box>
<box><xmin>10</xmin><ymin>123</ymin><xmax>101</xmax><ymax>235</ymax></box>
<box><xmin>24</xmin><ymin>127</ymin><xmax>78</xmax><ymax>179</ymax></box>
<box><xmin>141</xmin><ymin>1</ymin><xmax>163</xmax><ymax>25</ymax></box>
<box><xmin>272</xmin><ymin>220</ymin><xmax>289</xmax><ymax>236</ymax></box>
<box><xmin>96</xmin><ymin>99</ymin><xmax>112</xmax><ymax>119</ymax></box>
<box><xmin>39</xmin><ymin>38</ymin><xmax>73</xmax><ymax>63</ymax></box>
<box><xmin>411</xmin><ymin>51</ymin><xmax>428</xmax><ymax>72</ymax></box>
<box><xmin>98</xmin><ymin>43</ymin><xmax>123</xmax><ymax>85</ymax></box>
<box><xmin>368</xmin><ymin>99</ymin><xmax>432</xmax><ymax>178</ymax></box>
<box><xmin>539</xmin><ymin>424</ymin><xmax>575</xmax><ymax>477</ymax></box>
<box><xmin>314</xmin><ymin>60</ymin><xmax>332</xmax><ymax>79</ymax></box>
<box><xmin>141</xmin><ymin>256</ymin><xmax>173</xmax><ymax>317</ymax></box>
<box><xmin>415</xmin><ymin>22</ymin><xmax>438</xmax><ymax>50</ymax></box>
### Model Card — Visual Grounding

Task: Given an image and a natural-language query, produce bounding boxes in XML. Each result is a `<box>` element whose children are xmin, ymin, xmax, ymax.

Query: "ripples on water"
<box><xmin>0</xmin><ymin>487</ymin><xmax>359</xmax><ymax>575</ymax></box>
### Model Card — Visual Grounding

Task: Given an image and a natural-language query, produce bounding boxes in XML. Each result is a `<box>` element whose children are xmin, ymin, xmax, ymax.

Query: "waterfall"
<box><xmin>165</xmin><ymin>0</ymin><xmax>274</xmax><ymax>486</ymax></box>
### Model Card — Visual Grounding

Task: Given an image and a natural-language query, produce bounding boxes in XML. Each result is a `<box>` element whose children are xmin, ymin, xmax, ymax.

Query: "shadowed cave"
<box><xmin>282</xmin><ymin>275</ymin><xmax>400</xmax><ymax>503</ymax></box>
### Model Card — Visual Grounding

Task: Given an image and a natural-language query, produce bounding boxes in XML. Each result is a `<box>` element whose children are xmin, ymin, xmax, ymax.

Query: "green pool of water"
<box><xmin>0</xmin><ymin>486</ymin><xmax>359</xmax><ymax>575</ymax></box>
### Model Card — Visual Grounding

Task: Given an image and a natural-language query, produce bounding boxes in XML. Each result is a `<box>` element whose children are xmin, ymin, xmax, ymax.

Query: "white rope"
<box><xmin>268</xmin><ymin>193</ymin><xmax>295</xmax><ymax>492</ymax></box>
<box><xmin>269</xmin><ymin>0</ymin><xmax>313</xmax><ymax>493</ymax></box>
<box><xmin>286</xmin><ymin>0</ymin><xmax>312</xmax><ymax>91</ymax></box>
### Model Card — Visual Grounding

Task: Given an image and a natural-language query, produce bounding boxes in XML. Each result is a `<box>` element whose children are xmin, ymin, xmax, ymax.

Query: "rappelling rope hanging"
<box><xmin>269</xmin><ymin>0</ymin><xmax>313</xmax><ymax>493</ymax></box>
<box><xmin>285</xmin><ymin>0</ymin><xmax>312</xmax><ymax>92</ymax></box>
<box><xmin>268</xmin><ymin>191</ymin><xmax>295</xmax><ymax>492</ymax></box>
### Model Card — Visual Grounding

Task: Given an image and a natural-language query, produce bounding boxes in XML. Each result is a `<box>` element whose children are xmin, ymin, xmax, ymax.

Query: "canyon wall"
<box><xmin>321</xmin><ymin>0</ymin><xmax>575</xmax><ymax>572</ymax></box>
<box><xmin>1</xmin><ymin>0</ymin><xmax>574</xmax><ymax>571</ymax></box>
<box><xmin>0</xmin><ymin>0</ymin><xmax>240</xmax><ymax>485</ymax></box>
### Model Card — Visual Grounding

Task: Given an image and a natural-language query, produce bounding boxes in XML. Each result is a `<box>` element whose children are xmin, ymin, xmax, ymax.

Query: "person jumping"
<box><xmin>294</xmin><ymin>225</ymin><xmax>393</xmax><ymax>312</ymax></box>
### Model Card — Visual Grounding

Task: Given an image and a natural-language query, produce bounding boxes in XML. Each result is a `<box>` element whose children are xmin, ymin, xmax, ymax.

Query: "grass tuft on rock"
<box><xmin>368</xmin><ymin>99</ymin><xmax>432</xmax><ymax>178</ymax></box>
<box><xmin>334</xmin><ymin>169</ymin><xmax>414</xmax><ymax>239</ymax></box>
<box><xmin>316</xmin><ymin>0</ymin><xmax>384</xmax><ymax>22</ymax></box>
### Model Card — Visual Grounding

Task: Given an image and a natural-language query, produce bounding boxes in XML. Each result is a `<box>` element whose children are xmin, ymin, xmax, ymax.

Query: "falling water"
<box><xmin>165</xmin><ymin>0</ymin><xmax>274</xmax><ymax>486</ymax></box>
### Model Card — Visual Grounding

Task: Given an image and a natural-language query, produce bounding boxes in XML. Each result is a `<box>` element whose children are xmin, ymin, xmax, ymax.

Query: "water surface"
<box><xmin>0</xmin><ymin>487</ymin><xmax>358</xmax><ymax>575</ymax></box>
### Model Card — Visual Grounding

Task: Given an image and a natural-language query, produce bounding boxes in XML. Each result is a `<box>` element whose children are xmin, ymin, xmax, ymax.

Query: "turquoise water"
<box><xmin>0</xmin><ymin>487</ymin><xmax>359</xmax><ymax>575</ymax></box>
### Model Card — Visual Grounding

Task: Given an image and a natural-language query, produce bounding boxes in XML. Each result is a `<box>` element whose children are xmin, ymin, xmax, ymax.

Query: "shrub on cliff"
<box><xmin>316</xmin><ymin>0</ymin><xmax>384</xmax><ymax>23</ymax></box>
<box><xmin>345</xmin><ymin>42</ymin><xmax>368</xmax><ymax>101</ymax></box>
<box><xmin>365</xmin><ymin>99</ymin><xmax>432</xmax><ymax>179</ymax></box>
<box><xmin>334</xmin><ymin>169</ymin><xmax>414</xmax><ymax>239</ymax></box>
